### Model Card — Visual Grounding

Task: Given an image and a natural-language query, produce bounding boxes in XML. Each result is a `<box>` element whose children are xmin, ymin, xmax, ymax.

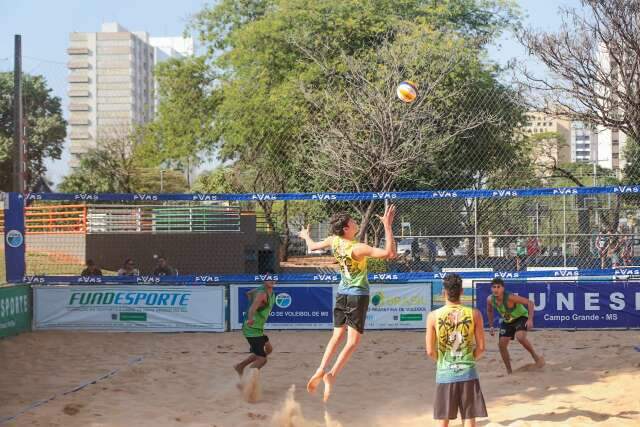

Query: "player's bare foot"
<box><xmin>234</xmin><ymin>363</ymin><xmax>244</xmax><ymax>377</ymax></box>
<box><xmin>535</xmin><ymin>356</ymin><xmax>545</xmax><ymax>368</ymax></box>
<box><xmin>323</xmin><ymin>372</ymin><xmax>335</xmax><ymax>403</ymax></box>
<box><xmin>307</xmin><ymin>368</ymin><xmax>324</xmax><ymax>394</ymax></box>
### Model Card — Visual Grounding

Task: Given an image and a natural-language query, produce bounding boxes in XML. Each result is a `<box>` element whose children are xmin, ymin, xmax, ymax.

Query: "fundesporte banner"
<box><xmin>33</xmin><ymin>285</ymin><xmax>225</xmax><ymax>332</ymax></box>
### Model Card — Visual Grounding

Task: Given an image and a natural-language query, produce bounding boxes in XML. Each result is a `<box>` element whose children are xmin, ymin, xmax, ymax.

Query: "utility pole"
<box><xmin>13</xmin><ymin>35</ymin><xmax>26</xmax><ymax>193</ymax></box>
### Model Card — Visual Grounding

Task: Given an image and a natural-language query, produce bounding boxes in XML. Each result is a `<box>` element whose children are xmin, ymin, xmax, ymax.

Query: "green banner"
<box><xmin>0</xmin><ymin>285</ymin><xmax>31</xmax><ymax>338</ymax></box>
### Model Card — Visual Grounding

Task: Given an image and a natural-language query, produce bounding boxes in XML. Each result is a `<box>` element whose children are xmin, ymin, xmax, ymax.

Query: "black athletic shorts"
<box><xmin>499</xmin><ymin>317</ymin><xmax>528</xmax><ymax>340</ymax></box>
<box><xmin>434</xmin><ymin>379</ymin><xmax>488</xmax><ymax>420</ymax></box>
<box><xmin>246</xmin><ymin>335</ymin><xmax>269</xmax><ymax>357</ymax></box>
<box><xmin>334</xmin><ymin>294</ymin><xmax>369</xmax><ymax>334</ymax></box>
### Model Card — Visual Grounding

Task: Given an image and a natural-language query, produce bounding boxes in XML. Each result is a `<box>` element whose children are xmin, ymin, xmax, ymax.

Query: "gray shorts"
<box><xmin>434</xmin><ymin>379</ymin><xmax>487</xmax><ymax>420</ymax></box>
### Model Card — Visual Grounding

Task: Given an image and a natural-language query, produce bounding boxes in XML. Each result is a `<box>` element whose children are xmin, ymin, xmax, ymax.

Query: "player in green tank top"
<box><xmin>427</xmin><ymin>274</ymin><xmax>487</xmax><ymax>425</ymax></box>
<box><xmin>234</xmin><ymin>274</ymin><xmax>277</xmax><ymax>378</ymax></box>
<box><xmin>299</xmin><ymin>204</ymin><xmax>397</xmax><ymax>402</ymax></box>
<box><xmin>487</xmin><ymin>278</ymin><xmax>544</xmax><ymax>374</ymax></box>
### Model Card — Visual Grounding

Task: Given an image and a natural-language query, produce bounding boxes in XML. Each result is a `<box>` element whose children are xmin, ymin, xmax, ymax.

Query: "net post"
<box><xmin>224</xmin><ymin>283</ymin><xmax>231</xmax><ymax>332</ymax></box>
<box><xmin>3</xmin><ymin>192</ymin><xmax>26</xmax><ymax>282</ymax></box>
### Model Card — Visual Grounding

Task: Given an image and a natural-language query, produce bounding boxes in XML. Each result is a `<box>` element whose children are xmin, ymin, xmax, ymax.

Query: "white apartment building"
<box><xmin>570</xmin><ymin>121</ymin><xmax>597</xmax><ymax>163</ymax></box>
<box><xmin>67</xmin><ymin>22</ymin><xmax>193</xmax><ymax>167</ymax></box>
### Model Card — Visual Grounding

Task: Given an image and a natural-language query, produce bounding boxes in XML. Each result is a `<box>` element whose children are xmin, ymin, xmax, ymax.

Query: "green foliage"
<box><xmin>59</xmin><ymin>132</ymin><xmax>188</xmax><ymax>193</ymax></box>
<box><xmin>0</xmin><ymin>72</ymin><xmax>66</xmax><ymax>191</ymax></box>
<box><xmin>137</xmin><ymin>56</ymin><xmax>219</xmax><ymax>168</ymax></box>
<box><xmin>366</xmin><ymin>257</ymin><xmax>388</xmax><ymax>273</ymax></box>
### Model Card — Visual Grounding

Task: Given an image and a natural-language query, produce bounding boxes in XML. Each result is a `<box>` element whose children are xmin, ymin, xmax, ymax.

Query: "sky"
<box><xmin>0</xmin><ymin>0</ymin><xmax>584</xmax><ymax>188</ymax></box>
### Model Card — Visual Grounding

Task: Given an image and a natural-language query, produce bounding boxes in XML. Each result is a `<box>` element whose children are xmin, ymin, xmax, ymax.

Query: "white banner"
<box><xmin>33</xmin><ymin>285</ymin><xmax>225</xmax><ymax>332</ymax></box>
<box><xmin>366</xmin><ymin>283</ymin><xmax>432</xmax><ymax>329</ymax></box>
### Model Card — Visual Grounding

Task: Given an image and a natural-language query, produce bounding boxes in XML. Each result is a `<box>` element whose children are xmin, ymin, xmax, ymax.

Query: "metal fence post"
<box><xmin>474</xmin><ymin>197</ymin><xmax>478</xmax><ymax>268</ymax></box>
<box><xmin>563</xmin><ymin>194</ymin><xmax>568</xmax><ymax>267</ymax></box>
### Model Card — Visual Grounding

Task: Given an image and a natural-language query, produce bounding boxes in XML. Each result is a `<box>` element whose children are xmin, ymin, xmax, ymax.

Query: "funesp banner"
<box><xmin>230</xmin><ymin>283</ymin><xmax>432</xmax><ymax>330</ymax></box>
<box><xmin>33</xmin><ymin>285</ymin><xmax>225</xmax><ymax>332</ymax></box>
<box><xmin>230</xmin><ymin>284</ymin><xmax>335</xmax><ymax>330</ymax></box>
<box><xmin>475</xmin><ymin>281</ymin><xmax>640</xmax><ymax>329</ymax></box>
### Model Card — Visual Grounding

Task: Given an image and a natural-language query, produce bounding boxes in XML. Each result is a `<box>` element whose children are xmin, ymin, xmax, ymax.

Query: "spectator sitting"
<box><xmin>117</xmin><ymin>258</ymin><xmax>140</xmax><ymax>276</ymax></box>
<box><xmin>81</xmin><ymin>259</ymin><xmax>102</xmax><ymax>277</ymax></box>
<box><xmin>153</xmin><ymin>255</ymin><xmax>177</xmax><ymax>276</ymax></box>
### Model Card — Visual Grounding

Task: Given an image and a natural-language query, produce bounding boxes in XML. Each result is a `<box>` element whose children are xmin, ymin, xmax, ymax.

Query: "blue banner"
<box><xmin>3</xmin><ymin>193</ymin><xmax>26</xmax><ymax>282</ymax></box>
<box><xmin>20</xmin><ymin>184</ymin><xmax>640</xmax><ymax>202</ymax></box>
<box><xmin>232</xmin><ymin>284</ymin><xmax>334</xmax><ymax>329</ymax></box>
<box><xmin>475</xmin><ymin>281</ymin><xmax>640</xmax><ymax>329</ymax></box>
<box><xmin>23</xmin><ymin>268</ymin><xmax>635</xmax><ymax>285</ymax></box>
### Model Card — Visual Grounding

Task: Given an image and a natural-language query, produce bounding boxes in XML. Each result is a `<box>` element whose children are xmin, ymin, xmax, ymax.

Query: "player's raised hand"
<box><xmin>379</xmin><ymin>204</ymin><xmax>396</xmax><ymax>228</ymax></box>
<box><xmin>298</xmin><ymin>224</ymin><xmax>311</xmax><ymax>240</ymax></box>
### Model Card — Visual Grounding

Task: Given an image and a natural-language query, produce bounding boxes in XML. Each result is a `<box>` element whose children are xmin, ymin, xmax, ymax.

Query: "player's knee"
<box><xmin>257</xmin><ymin>355</ymin><xmax>267</xmax><ymax>365</ymax></box>
<box><xmin>331</xmin><ymin>328</ymin><xmax>347</xmax><ymax>342</ymax></box>
<box><xmin>516</xmin><ymin>333</ymin><xmax>527</xmax><ymax>344</ymax></box>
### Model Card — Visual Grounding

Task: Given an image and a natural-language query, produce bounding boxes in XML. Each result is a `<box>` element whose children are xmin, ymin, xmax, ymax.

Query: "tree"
<box><xmin>300</xmin><ymin>29</ymin><xmax>525</xmax><ymax>242</ymax></box>
<box><xmin>518</xmin><ymin>0</ymin><xmax>640</xmax><ymax>160</ymax></box>
<box><xmin>519</xmin><ymin>0</ymin><xmax>640</xmax><ymax>256</ymax></box>
<box><xmin>59</xmin><ymin>129</ymin><xmax>189</xmax><ymax>193</ymax></box>
<box><xmin>0</xmin><ymin>72</ymin><xmax>66</xmax><ymax>191</ymax></box>
<box><xmin>189</xmin><ymin>0</ymin><xmax>523</xmax><ymax>249</ymax></box>
<box><xmin>137</xmin><ymin>56</ymin><xmax>219</xmax><ymax>169</ymax></box>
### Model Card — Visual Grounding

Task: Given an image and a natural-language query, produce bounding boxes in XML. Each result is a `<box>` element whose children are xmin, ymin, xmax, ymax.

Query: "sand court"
<box><xmin>1</xmin><ymin>330</ymin><xmax>639</xmax><ymax>426</ymax></box>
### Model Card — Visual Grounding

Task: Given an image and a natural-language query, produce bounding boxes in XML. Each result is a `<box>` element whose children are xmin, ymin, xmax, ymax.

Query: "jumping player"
<box><xmin>299</xmin><ymin>204</ymin><xmax>397</xmax><ymax>402</ymax></box>
<box><xmin>426</xmin><ymin>273</ymin><xmax>487</xmax><ymax>427</ymax></box>
<box><xmin>487</xmin><ymin>277</ymin><xmax>544</xmax><ymax>374</ymax></box>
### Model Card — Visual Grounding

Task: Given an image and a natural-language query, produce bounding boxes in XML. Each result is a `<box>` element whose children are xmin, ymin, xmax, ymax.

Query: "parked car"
<box><xmin>396</xmin><ymin>238</ymin><xmax>414</xmax><ymax>255</ymax></box>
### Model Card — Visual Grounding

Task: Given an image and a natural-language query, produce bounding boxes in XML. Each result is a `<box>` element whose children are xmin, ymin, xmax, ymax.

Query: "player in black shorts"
<box><xmin>487</xmin><ymin>278</ymin><xmax>544</xmax><ymax>374</ymax></box>
<box><xmin>299</xmin><ymin>205</ymin><xmax>397</xmax><ymax>402</ymax></box>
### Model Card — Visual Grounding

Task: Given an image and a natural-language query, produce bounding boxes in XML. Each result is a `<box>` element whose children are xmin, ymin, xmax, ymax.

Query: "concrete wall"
<box><xmin>85</xmin><ymin>216</ymin><xmax>280</xmax><ymax>275</ymax></box>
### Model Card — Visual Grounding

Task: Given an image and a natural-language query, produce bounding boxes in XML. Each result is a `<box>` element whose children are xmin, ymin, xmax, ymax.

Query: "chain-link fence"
<box><xmin>16</xmin><ymin>189</ymin><xmax>640</xmax><ymax>277</ymax></box>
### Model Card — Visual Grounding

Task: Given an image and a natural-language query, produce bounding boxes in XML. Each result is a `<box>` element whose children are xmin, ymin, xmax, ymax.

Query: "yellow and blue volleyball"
<box><xmin>396</xmin><ymin>80</ymin><xmax>418</xmax><ymax>103</ymax></box>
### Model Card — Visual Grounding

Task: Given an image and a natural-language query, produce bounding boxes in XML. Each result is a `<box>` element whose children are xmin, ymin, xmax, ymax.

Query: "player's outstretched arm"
<box><xmin>352</xmin><ymin>204</ymin><xmax>397</xmax><ymax>260</ymax></box>
<box><xmin>299</xmin><ymin>225</ymin><xmax>333</xmax><ymax>253</ymax></box>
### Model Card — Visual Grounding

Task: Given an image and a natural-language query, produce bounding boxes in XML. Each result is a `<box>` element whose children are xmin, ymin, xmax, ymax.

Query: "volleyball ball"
<box><xmin>396</xmin><ymin>81</ymin><xmax>418</xmax><ymax>103</ymax></box>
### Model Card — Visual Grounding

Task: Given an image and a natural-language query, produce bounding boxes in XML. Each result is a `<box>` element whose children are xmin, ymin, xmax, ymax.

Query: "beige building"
<box><xmin>523</xmin><ymin>111</ymin><xmax>572</xmax><ymax>168</ymax></box>
<box><xmin>67</xmin><ymin>23</ymin><xmax>193</xmax><ymax>167</ymax></box>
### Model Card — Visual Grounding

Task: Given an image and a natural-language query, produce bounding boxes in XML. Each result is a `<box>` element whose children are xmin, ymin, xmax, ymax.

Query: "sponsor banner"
<box><xmin>22</xmin><ymin>184</ymin><xmax>631</xmax><ymax>203</ymax></box>
<box><xmin>367</xmin><ymin>283</ymin><xmax>431</xmax><ymax>329</ymax></box>
<box><xmin>231</xmin><ymin>284</ymin><xmax>334</xmax><ymax>330</ymax></box>
<box><xmin>4</xmin><ymin>192</ymin><xmax>26</xmax><ymax>282</ymax></box>
<box><xmin>33</xmin><ymin>285</ymin><xmax>225</xmax><ymax>332</ymax></box>
<box><xmin>0</xmin><ymin>285</ymin><xmax>31</xmax><ymax>338</ymax></box>
<box><xmin>475</xmin><ymin>281</ymin><xmax>640</xmax><ymax>329</ymax></box>
<box><xmin>231</xmin><ymin>283</ymin><xmax>431</xmax><ymax>330</ymax></box>
<box><xmin>23</xmin><ymin>268</ymin><xmax>626</xmax><ymax>285</ymax></box>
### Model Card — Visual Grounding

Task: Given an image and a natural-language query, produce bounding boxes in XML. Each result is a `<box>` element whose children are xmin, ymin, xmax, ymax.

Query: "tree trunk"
<box><xmin>357</xmin><ymin>200</ymin><xmax>377</xmax><ymax>243</ymax></box>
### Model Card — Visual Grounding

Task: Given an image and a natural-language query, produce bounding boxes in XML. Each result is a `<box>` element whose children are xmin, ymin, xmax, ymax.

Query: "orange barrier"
<box><xmin>24</xmin><ymin>204</ymin><xmax>86</xmax><ymax>234</ymax></box>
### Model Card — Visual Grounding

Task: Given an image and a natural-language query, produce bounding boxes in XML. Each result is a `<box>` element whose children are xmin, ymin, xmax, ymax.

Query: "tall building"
<box><xmin>67</xmin><ymin>23</ymin><xmax>193</xmax><ymax>167</ymax></box>
<box><xmin>570</xmin><ymin>121</ymin><xmax>597</xmax><ymax>163</ymax></box>
<box><xmin>523</xmin><ymin>111</ymin><xmax>572</xmax><ymax>167</ymax></box>
<box><xmin>594</xmin><ymin>43</ymin><xmax>632</xmax><ymax>171</ymax></box>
